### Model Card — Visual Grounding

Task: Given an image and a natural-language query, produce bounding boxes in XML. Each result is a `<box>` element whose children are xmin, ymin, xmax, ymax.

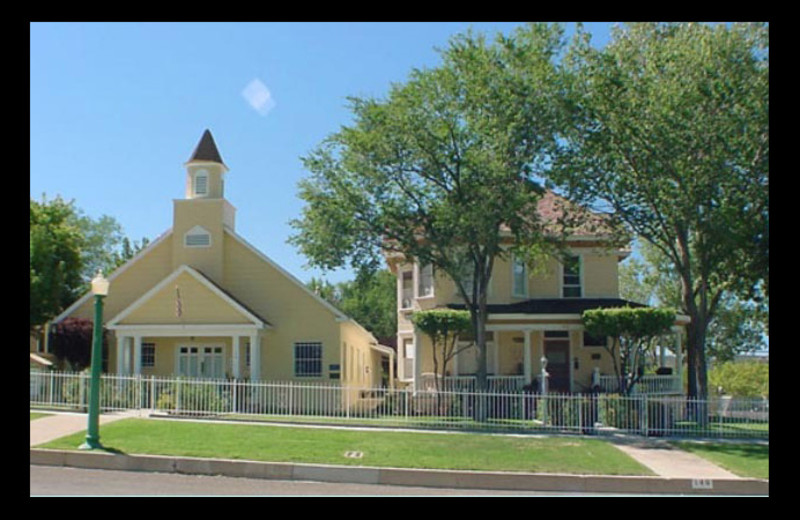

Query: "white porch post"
<box><xmin>133</xmin><ymin>335</ymin><xmax>142</xmax><ymax>375</ymax></box>
<box><xmin>116</xmin><ymin>335</ymin><xmax>126</xmax><ymax>374</ymax></box>
<box><xmin>232</xmin><ymin>335</ymin><xmax>241</xmax><ymax>379</ymax></box>
<box><xmin>413</xmin><ymin>328</ymin><xmax>422</xmax><ymax>392</ymax></box>
<box><xmin>523</xmin><ymin>329</ymin><xmax>532</xmax><ymax>385</ymax></box>
<box><xmin>675</xmin><ymin>330</ymin><xmax>683</xmax><ymax>392</ymax></box>
<box><xmin>250</xmin><ymin>333</ymin><xmax>260</xmax><ymax>381</ymax></box>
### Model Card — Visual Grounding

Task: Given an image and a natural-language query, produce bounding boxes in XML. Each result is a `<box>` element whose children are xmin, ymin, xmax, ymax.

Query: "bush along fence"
<box><xmin>30</xmin><ymin>370</ymin><xmax>768</xmax><ymax>440</ymax></box>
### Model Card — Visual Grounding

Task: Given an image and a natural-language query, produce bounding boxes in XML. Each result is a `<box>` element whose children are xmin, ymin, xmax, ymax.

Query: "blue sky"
<box><xmin>30</xmin><ymin>22</ymin><xmax>614</xmax><ymax>284</ymax></box>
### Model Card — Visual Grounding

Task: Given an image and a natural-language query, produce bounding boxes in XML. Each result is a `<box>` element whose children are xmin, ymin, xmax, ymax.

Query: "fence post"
<box><xmin>79</xmin><ymin>372</ymin><xmax>86</xmax><ymax>412</ymax></box>
<box><xmin>640</xmin><ymin>394</ymin><xmax>648</xmax><ymax>436</ymax></box>
<box><xmin>231</xmin><ymin>379</ymin><xmax>237</xmax><ymax>415</ymax></box>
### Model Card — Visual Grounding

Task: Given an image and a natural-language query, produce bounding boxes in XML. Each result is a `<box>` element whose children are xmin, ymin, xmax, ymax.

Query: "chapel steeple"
<box><xmin>184</xmin><ymin>129</ymin><xmax>229</xmax><ymax>200</ymax></box>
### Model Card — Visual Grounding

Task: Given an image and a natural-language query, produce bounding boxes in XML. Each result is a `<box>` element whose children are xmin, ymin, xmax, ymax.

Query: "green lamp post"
<box><xmin>79</xmin><ymin>270</ymin><xmax>109</xmax><ymax>450</ymax></box>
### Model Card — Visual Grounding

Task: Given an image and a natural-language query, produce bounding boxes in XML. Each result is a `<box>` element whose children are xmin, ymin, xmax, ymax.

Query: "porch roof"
<box><xmin>448</xmin><ymin>298</ymin><xmax>647</xmax><ymax>315</ymax></box>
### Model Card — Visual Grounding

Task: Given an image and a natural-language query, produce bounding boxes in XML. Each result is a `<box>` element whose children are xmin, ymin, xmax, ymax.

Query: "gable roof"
<box><xmin>107</xmin><ymin>264</ymin><xmax>270</xmax><ymax>328</ymax></box>
<box><xmin>51</xmin><ymin>229</ymin><xmax>174</xmax><ymax>324</ymax></box>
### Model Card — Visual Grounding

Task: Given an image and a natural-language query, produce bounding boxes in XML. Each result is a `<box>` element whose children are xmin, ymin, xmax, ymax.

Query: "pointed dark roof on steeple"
<box><xmin>187</xmin><ymin>129</ymin><xmax>226</xmax><ymax>166</ymax></box>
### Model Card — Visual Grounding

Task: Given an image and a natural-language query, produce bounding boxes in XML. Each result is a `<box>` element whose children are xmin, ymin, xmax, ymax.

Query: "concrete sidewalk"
<box><xmin>30</xmin><ymin>410</ymin><xmax>140</xmax><ymax>447</ymax></box>
<box><xmin>29</xmin><ymin>411</ymin><xmax>767</xmax><ymax>495</ymax></box>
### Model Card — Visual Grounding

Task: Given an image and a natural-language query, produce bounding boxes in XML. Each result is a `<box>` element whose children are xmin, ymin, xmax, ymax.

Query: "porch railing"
<box><xmin>30</xmin><ymin>370</ymin><xmax>768</xmax><ymax>440</ymax></box>
<box><xmin>597</xmin><ymin>374</ymin><xmax>682</xmax><ymax>395</ymax></box>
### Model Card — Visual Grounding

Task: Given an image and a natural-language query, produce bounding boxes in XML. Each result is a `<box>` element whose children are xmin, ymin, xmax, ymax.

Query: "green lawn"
<box><xmin>671</xmin><ymin>441</ymin><xmax>769</xmax><ymax>479</ymax></box>
<box><xmin>30</xmin><ymin>413</ymin><xmax>50</xmax><ymax>421</ymax></box>
<box><xmin>39</xmin><ymin>418</ymin><xmax>654</xmax><ymax>476</ymax></box>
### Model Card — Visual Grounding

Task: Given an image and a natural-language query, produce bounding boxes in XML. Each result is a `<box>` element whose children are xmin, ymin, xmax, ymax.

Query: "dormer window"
<box><xmin>194</xmin><ymin>170</ymin><xmax>209</xmax><ymax>197</ymax></box>
<box><xmin>185</xmin><ymin>226</ymin><xmax>211</xmax><ymax>248</ymax></box>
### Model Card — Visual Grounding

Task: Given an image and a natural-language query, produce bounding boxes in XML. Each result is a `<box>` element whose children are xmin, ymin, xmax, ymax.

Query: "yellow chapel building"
<box><xmin>53</xmin><ymin>130</ymin><xmax>394</xmax><ymax>387</ymax></box>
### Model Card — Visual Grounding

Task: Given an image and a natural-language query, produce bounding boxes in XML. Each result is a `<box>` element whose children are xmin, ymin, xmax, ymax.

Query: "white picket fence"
<box><xmin>29</xmin><ymin>370</ymin><xmax>768</xmax><ymax>439</ymax></box>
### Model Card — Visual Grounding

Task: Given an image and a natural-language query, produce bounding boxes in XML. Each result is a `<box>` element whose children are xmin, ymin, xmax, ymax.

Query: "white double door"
<box><xmin>177</xmin><ymin>345</ymin><xmax>224</xmax><ymax>379</ymax></box>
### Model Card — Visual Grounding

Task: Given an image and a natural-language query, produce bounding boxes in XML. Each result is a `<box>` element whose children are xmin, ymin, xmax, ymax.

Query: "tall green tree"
<box><xmin>308</xmin><ymin>269</ymin><xmax>397</xmax><ymax>339</ymax></box>
<box><xmin>290</xmin><ymin>24</ymin><xmax>569</xmax><ymax>391</ymax></box>
<box><xmin>30</xmin><ymin>196</ymin><xmax>84</xmax><ymax>333</ymax></box>
<box><xmin>31</xmin><ymin>195</ymin><xmax>150</xmax><ymax>333</ymax></box>
<box><xmin>621</xmin><ymin>241</ymin><xmax>768</xmax><ymax>363</ymax></box>
<box><xmin>552</xmin><ymin>23</ymin><xmax>768</xmax><ymax>400</ymax></box>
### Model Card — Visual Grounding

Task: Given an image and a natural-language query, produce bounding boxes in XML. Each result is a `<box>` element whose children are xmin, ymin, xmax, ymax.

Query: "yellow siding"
<box><xmin>582</xmin><ymin>253</ymin><xmax>619</xmax><ymax>298</ymax></box>
<box><xmin>528</xmin><ymin>256</ymin><xmax>561</xmax><ymax>299</ymax></box>
<box><xmin>69</xmin><ymin>233</ymin><xmax>174</xmax><ymax>322</ymax></box>
<box><xmin>172</xmin><ymin>199</ymin><xmax>227</xmax><ymax>283</ymax></box>
<box><xmin>119</xmin><ymin>271</ymin><xmax>252</xmax><ymax>325</ymax></box>
<box><xmin>222</xmin><ymin>233</ymin><xmax>345</xmax><ymax>381</ymax></box>
<box><xmin>340</xmin><ymin>321</ymin><xmax>382</xmax><ymax>387</ymax></box>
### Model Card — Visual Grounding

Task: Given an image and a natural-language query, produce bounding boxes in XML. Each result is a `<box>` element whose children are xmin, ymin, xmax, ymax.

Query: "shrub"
<box><xmin>709</xmin><ymin>361</ymin><xmax>769</xmax><ymax>398</ymax></box>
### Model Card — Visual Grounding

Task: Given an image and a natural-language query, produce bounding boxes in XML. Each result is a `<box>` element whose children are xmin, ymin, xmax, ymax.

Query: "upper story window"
<box><xmin>562</xmin><ymin>254</ymin><xmax>582</xmax><ymax>298</ymax></box>
<box><xmin>512</xmin><ymin>255</ymin><xmax>528</xmax><ymax>298</ymax></box>
<box><xmin>400</xmin><ymin>270</ymin><xmax>413</xmax><ymax>310</ymax></box>
<box><xmin>417</xmin><ymin>263</ymin><xmax>434</xmax><ymax>298</ymax></box>
<box><xmin>184</xmin><ymin>225</ymin><xmax>211</xmax><ymax>248</ymax></box>
<box><xmin>194</xmin><ymin>170</ymin><xmax>209</xmax><ymax>197</ymax></box>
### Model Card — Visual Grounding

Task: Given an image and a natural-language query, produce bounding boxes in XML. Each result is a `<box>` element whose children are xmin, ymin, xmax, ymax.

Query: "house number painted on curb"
<box><xmin>691</xmin><ymin>479</ymin><xmax>714</xmax><ymax>489</ymax></box>
<box><xmin>344</xmin><ymin>451</ymin><xmax>364</xmax><ymax>459</ymax></box>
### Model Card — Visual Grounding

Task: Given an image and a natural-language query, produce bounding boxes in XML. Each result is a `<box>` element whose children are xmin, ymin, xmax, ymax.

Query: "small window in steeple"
<box><xmin>194</xmin><ymin>171</ymin><xmax>209</xmax><ymax>196</ymax></box>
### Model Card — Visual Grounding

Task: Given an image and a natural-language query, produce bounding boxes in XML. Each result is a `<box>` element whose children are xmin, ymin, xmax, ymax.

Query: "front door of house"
<box><xmin>178</xmin><ymin>345</ymin><xmax>224</xmax><ymax>379</ymax></box>
<box><xmin>544</xmin><ymin>340</ymin><xmax>570</xmax><ymax>393</ymax></box>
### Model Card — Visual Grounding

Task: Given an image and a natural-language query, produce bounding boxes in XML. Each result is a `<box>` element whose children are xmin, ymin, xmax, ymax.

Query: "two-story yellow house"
<box><xmin>387</xmin><ymin>191</ymin><xmax>689</xmax><ymax>394</ymax></box>
<box><xmin>52</xmin><ymin>130</ymin><xmax>394</xmax><ymax>389</ymax></box>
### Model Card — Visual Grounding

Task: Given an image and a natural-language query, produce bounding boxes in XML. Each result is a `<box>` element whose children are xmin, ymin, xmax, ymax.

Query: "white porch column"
<box><xmin>675</xmin><ymin>330</ymin><xmax>683</xmax><ymax>390</ymax></box>
<box><xmin>523</xmin><ymin>329</ymin><xmax>532</xmax><ymax>385</ymax></box>
<box><xmin>116</xmin><ymin>335</ymin><xmax>126</xmax><ymax>374</ymax></box>
<box><xmin>232</xmin><ymin>335</ymin><xmax>241</xmax><ymax>379</ymax></box>
<box><xmin>250</xmin><ymin>333</ymin><xmax>261</xmax><ymax>381</ymax></box>
<box><xmin>413</xmin><ymin>328</ymin><xmax>422</xmax><ymax>392</ymax></box>
<box><xmin>133</xmin><ymin>335</ymin><xmax>142</xmax><ymax>375</ymax></box>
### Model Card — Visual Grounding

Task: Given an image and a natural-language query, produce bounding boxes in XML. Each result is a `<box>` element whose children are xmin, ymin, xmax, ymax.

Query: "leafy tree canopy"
<box><xmin>582</xmin><ymin>306</ymin><xmax>676</xmax><ymax>395</ymax></box>
<box><xmin>308</xmin><ymin>269</ymin><xmax>397</xmax><ymax>339</ymax></box>
<box><xmin>553</xmin><ymin>22</ymin><xmax>768</xmax><ymax>399</ymax></box>
<box><xmin>290</xmin><ymin>23</ymin><xmax>571</xmax><ymax>389</ymax></box>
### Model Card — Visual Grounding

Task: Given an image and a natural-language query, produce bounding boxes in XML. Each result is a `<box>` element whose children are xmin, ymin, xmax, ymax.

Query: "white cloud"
<box><xmin>242</xmin><ymin>79</ymin><xmax>276</xmax><ymax>116</ymax></box>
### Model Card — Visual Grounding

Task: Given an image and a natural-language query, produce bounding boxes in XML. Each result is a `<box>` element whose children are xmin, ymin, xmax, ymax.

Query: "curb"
<box><xmin>30</xmin><ymin>449</ymin><xmax>768</xmax><ymax>496</ymax></box>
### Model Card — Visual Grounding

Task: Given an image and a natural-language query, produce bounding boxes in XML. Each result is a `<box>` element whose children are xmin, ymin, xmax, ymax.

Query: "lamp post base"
<box><xmin>78</xmin><ymin>438</ymin><xmax>103</xmax><ymax>450</ymax></box>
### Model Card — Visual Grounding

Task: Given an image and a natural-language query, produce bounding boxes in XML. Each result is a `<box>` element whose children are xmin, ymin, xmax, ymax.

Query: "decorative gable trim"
<box><xmin>106</xmin><ymin>264</ymin><xmax>268</xmax><ymax>329</ymax></box>
<box><xmin>51</xmin><ymin>229</ymin><xmax>173</xmax><ymax>324</ymax></box>
<box><xmin>224</xmin><ymin>228</ymin><xmax>350</xmax><ymax>322</ymax></box>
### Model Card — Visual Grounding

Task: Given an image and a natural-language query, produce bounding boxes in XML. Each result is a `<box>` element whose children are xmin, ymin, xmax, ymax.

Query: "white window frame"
<box><xmin>184</xmin><ymin>225</ymin><xmax>212</xmax><ymax>248</ymax></box>
<box><xmin>399</xmin><ymin>269</ymin><xmax>414</xmax><ymax>310</ymax></box>
<box><xmin>176</xmin><ymin>344</ymin><xmax>224</xmax><ymax>379</ymax></box>
<box><xmin>512</xmin><ymin>255</ymin><xmax>528</xmax><ymax>298</ymax></box>
<box><xmin>416</xmin><ymin>263</ymin><xmax>435</xmax><ymax>299</ymax></box>
<box><xmin>561</xmin><ymin>254</ymin><xmax>583</xmax><ymax>298</ymax></box>
<box><xmin>194</xmin><ymin>170</ymin><xmax>209</xmax><ymax>197</ymax></box>
<box><xmin>294</xmin><ymin>342</ymin><xmax>323</xmax><ymax>378</ymax></box>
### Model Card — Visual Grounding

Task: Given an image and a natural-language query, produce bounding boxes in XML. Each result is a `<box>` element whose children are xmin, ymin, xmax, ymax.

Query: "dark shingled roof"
<box><xmin>188</xmin><ymin>129</ymin><xmax>226</xmax><ymax>166</ymax></box>
<box><xmin>448</xmin><ymin>298</ymin><xmax>647</xmax><ymax>315</ymax></box>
